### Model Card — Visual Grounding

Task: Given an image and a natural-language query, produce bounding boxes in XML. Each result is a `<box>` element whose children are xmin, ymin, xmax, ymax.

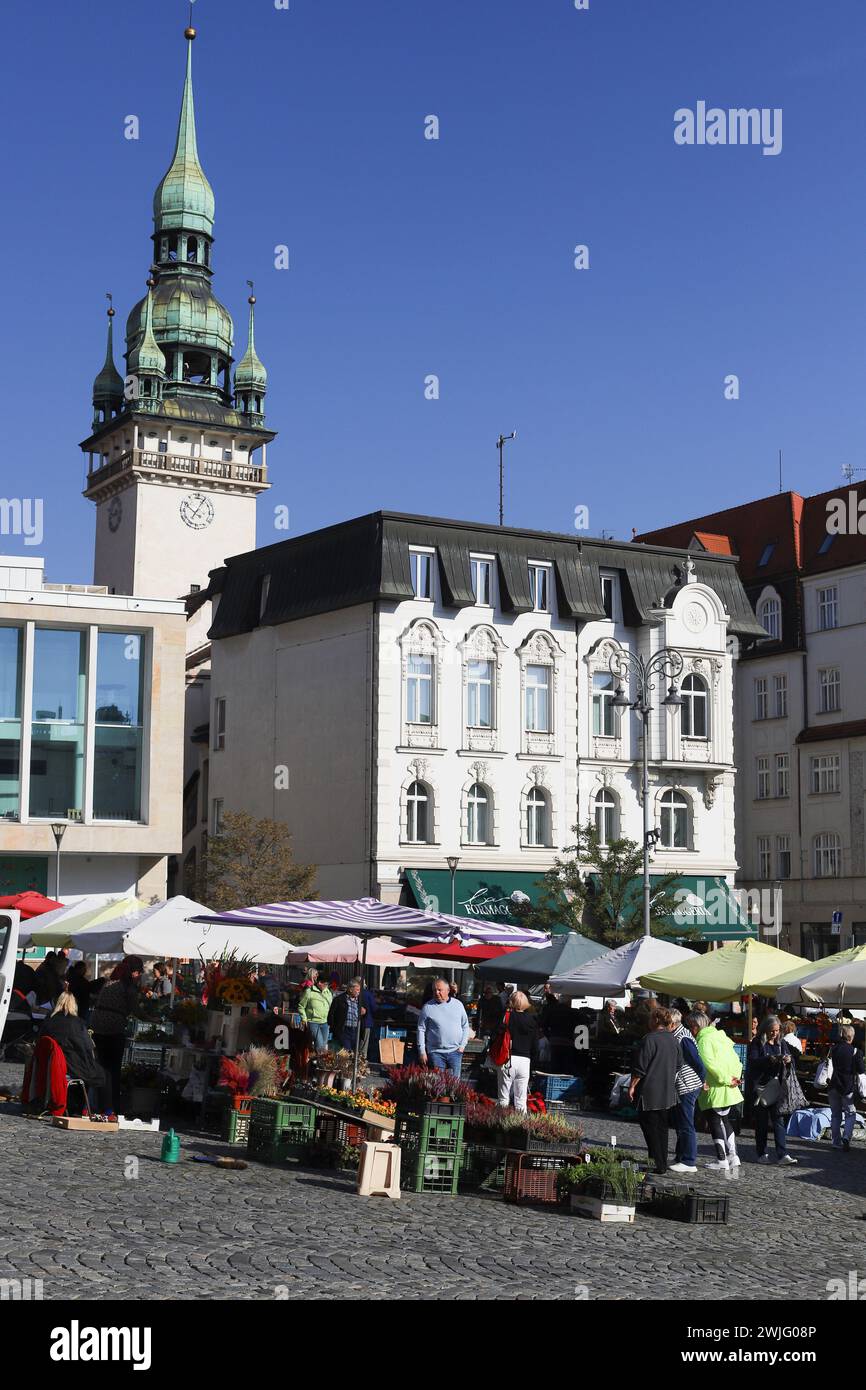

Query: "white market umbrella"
<box><xmin>550</xmin><ymin>935</ymin><xmax>699</xmax><ymax>998</ymax></box>
<box><xmin>774</xmin><ymin>945</ymin><xmax>866</xmax><ymax>1007</ymax></box>
<box><xmin>25</xmin><ymin>896</ymin><xmax>146</xmax><ymax>950</ymax></box>
<box><xmin>122</xmin><ymin>896</ymin><xmax>289</xmax><ymax>965</ymax></box>
<box><xmin>285</xmin><ymin>934</ymin><xmax>428</xmax><ymax>968</ymax></box>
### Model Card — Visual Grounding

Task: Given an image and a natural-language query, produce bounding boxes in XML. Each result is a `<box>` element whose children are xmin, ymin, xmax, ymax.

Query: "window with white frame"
<box><xmin>470</xmin><ymin>556</ymin><xmax>493</xmax><ymax>606</ymax></box>
<box><xmin>775</xmin><ymin>753</ymin><xmax>790</xmax><ymax>799</ymax></box>
<box><xmin>681</xmin><ymin>674</ymin><xmax>709</xmax><ymax>738</ymax></box>
<box><xmin>811</xmin><ymin>753</ymin><xmax>840</xmax><ymax>794</ymax></box>
<box><xmin>526</xmin><ymin>787</ymin><xmax>550</xmax><ymax>847</ymax></box>
<box><xmin>213</xmin><ymin>697</ymin><xmax>226</xmax><ymax>751</ymax></box>
<box><xmin>756</xmin><ymin>756</ymin><xmax>770</xmax><ymax>800</ymax></box>
<box><xmin>211</xmin><ymin>797</ymin><xmax>224</xmax><ymax>836</ymax></box>
<box><xmin>466</xmin><ymin>660</ymin><xmax>494</xmax><ymax>729</ymax></box>
<box><xmin>528</xmin><ymin>563</ymin><xmax>550</xmax><ymax>613</ymax></box>
<box><xmin>600</xmin><ymin>575</ymin><xmax>615</xmax><ymax>620</ymax></box>
<box><xmin>777</xmin><ymin>834</ymin><xmax>791</xmax><ymax>879</ymax></box>
<box><xmin>406</xmin><ymin>653</ymin><xmax>433</xmax><ymax>724</ymax></box>
<box><xmin>467</xmin><ymin>782</ymin><xmax>490</xmax><ymax>844</ymax></box>
<box><xmin>592</xmin><ymin>671</ymin><xmax>617</xmax><ymax>737</ymax></box>
<box><xmin>594</xmin><ymin>789</ymin><xmax>617</xmax><ymax>846</ymax></box>
<box><xmin>410</xmin><ymin>549</ymin><xmax>433</xmax><ymax>600</ymax></box>
<box><xmin>818</xmin><ymin>667</ymin><xmax>841</xmax><ymax>713</ymax></box>
<box><xmin>758</xmin><ymin>596</ymin><xmax>781</xmax><ymax>640</ymax></box>
<box><xmin>660</xmin><ymin>790</ymin><xmax>689</xmax><ymax>849</ymax></box>
<box><xmin>405</xmin><ymin>781</ymin><xmax>430</xmax><ymax>843</ymax></box>
<box><xmin>524</xmin><ymin>665</ymin><xmax>551</xmax><ymax>733</ymax></box>
<box><xmin>757</xmin><ymin>835</ymin><xmax>772</xmax><ymax>880</ymax></box>
<box><xmin>774</xmin><ymin>674</ymin><xmax>788</xmax><ymax>718</ymax></box>
<box><xmin>817</xmin><ymin>586</ymin><xmax>838</xmax><ymax>630</ymax></box>
<box><xmin>814</xmin><ymin>831</ymin><xmax>841</xmax><ymax>878</ymax></box>
<box><xmin>754</xmin><ymin>678</ymin><xmax>769</xmax><ymax>720</ymax></box>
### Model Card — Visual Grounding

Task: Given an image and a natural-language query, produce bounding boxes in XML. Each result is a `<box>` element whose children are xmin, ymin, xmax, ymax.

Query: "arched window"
<box><xmin>758</xmin><ymin>595</ymin><xmax>781</xmax><ymax>641</ymax></box>
<box><xmin>594</xmin><ymin>789</ymin><xmax>616</xmax><ymax>846</ymax></box>
<box><xmin>660</xmin><ymin>790</ymin><xmax>689</xmax><ymax>849</ymax></box>
<box><xmin>187</xmin><ymin>237</ymin><xmax>199</xmax><ymax>263</ymax></box>
<box><xmin>526</xmin><ymin>787</ymin><xmax>549</xmax><ymax>847</ymax></box>
<box><xmin>814</xmin><ymin>832</ymin><xmax>841</xmax><ymax>878</ymax></box>
<box><xmin>406</xmin><ymin>781</ymin><xmax>430</xmax><ymax>843</ymax></box>
<box><xmin>681</xmin><ymin>674</ymin><xmax>709</xmax><ymax>738</ymax></box>
<box><xmin>467</xmin><ymin>783</ymin><xmax>490</xmax><ymax>845</ymax></box>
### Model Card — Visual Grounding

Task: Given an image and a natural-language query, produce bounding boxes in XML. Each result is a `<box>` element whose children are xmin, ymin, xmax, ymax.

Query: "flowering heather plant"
<box><xmin>381</xmin><ymin>1066</ymin><xmax>478</xmax><ymax>1107</ymax></box>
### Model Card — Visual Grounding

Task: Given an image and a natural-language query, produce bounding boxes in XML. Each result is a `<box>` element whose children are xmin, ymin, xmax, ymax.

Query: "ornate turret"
<box><xmin>92</xmin><ymin>297</ymin><xmax>125</xmax><ymax>429</ymax></box>
<box><xmin>234</xmin><ymin>287</ymin><xmax>267</xmax><ymax>424</ymax></box>
<box><xmin>153</xmin><ymin>24</ymin><xmax>215</xmax><ymax>242</ymax></box>
<box><xmin>127</xmin><ymin>277</ymin><xmax>166</xmax><ymax>411</ymax></box>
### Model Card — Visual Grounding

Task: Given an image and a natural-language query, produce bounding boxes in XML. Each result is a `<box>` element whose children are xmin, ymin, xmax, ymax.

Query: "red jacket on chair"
<box><xmin>22</xmin><ymin>1035</ymin><xmax>69</xmax><ymax>1115</ymax></box>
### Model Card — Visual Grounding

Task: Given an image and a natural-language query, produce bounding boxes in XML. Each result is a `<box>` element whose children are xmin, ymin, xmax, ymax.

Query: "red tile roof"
<box><xmin>636</xmin><ymin>492</ymin><xmax>809</xmax><ymax>580</ymax></box>
<box><xmin>799</xmin><ymin>481</ymin><xmax>866</xmax><ymax>576</ymax></box>
<box><xmin>692</xmin><ymin>531</ymin><xmax>734</xmax><ymax>555</ymax></box>
<box><xmin>796</xmin><ymin>719</ymin><xmax>866</xmax><ymax>744</ymax></box>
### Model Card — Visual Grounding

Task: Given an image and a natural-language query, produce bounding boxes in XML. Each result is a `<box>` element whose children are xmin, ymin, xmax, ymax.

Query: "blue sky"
<box><xmin>3</xmin><ymin>0</ymin><xmax>866</xmax><ymax>579</ymax></box>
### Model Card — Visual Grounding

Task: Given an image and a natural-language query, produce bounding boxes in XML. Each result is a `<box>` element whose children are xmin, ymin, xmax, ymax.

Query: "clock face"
<box><xmin>107</xmin><ymin>496</ymin><xmax>123</xmax><ymax>533</ymax></box>
<box><xmin>180</xmin><ymin>492</ymin><xmax>214</xmax><ymax>530</ymax></box>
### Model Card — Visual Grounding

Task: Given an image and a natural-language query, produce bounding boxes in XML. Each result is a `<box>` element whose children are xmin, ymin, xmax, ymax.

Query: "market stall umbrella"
<box><xmin>771</xmin><ymin>944</ymin><xmax>866</xmax><ymax>1007</ymax></box>
<box><xmin>123</xmin><ymin>898</ymin><xmax>289</xmax><ymax>965</ymax></box>
<box><xmin>393</xmin><ymin>941</ymin><xmax>521</xmax><ymax>964</ymax></box>
<box><xmin>25</xmin><ymin>896</ymin><xmax>145</xmax><ymax>949</ymax></box>
<box><xmin>475</xmin><ymin>931</ymin><xmax>607</xmax><ymax>984</ymax></box>
<box><xmin>285</xmin><ymin>934</ymin><xmax>429</xmax><ymax>968</ymax></box>
<box><xmin>550</xmin><ymin>936</ymin><xmax>699</xmax><ymax>998</ymax></box>
<box><xmin>0</xmin><ymin>891</ymin><xmax>63</xmax><ymax>922</ymax></box>
<box><xmin>637</xmin><ymin>938</ymin><xmax>809</xmax><ymax>1002</ymax></box>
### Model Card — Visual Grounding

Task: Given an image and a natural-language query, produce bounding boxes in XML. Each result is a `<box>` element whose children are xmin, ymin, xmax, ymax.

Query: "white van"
<box><xmin>0</xmin><ymin>911</ymin><xmax>21</xmax><ymax>1044</ymax></box>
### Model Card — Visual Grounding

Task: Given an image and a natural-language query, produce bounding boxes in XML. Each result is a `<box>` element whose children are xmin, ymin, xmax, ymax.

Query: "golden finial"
<box><xmin>185</xmin><ymin>0</ymin><xmax>196</xmax><ymax>40</ymax></box>
<box><xmin>246</xmin><ymin>277</ymin><xmax>256</xmax><ymax>305</ymax></box>
<box><xmin>106</xmin><ymin>291</ymin><xmax>115</xmax><ymax>319</ymax></box>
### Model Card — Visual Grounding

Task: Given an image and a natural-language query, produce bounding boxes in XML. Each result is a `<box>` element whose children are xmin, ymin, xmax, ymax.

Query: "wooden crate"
<box><xmin>52</xmin><ymin>1117</ymin><xmax>119</xmax><ymax>1133</ymax></box>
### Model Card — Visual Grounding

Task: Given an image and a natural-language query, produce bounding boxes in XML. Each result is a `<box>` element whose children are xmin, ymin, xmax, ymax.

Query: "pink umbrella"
<box><xmin>286</xmin><ymin>934</ymin><xmax>428</xmax><ymax>968</ymax></box>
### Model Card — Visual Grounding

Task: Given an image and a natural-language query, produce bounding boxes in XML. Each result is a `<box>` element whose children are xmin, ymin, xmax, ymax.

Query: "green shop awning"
<box><xmin>404</xmin><ymin>868</ymin><xmax>549</xmax><ymax>927</ymax></box>
<box><xmin>589</xmin><ymin>874</ymin><xmax>757</xmax><ymax>942</ymax></box>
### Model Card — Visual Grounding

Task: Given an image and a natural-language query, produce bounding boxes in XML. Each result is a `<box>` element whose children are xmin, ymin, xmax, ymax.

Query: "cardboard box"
<box><xmin>53</xmin><ymin>1117</ymin><xmax>120</xmax><ymax>1133</ymax></box>
<box><xmin>378</xmin><ymin>1038</ymin><xmax>405</xmax><ymax>1065</ymax></box>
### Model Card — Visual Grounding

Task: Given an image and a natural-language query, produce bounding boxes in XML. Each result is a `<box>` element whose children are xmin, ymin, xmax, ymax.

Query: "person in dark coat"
<box><xmin>65</xmin><ymin>961</ymin><xmax>94</xmax><ymax>1019</ymax></box>
<box><xmin>748</xmin><ymin>1014</ymin><xmax>797</xmax><ymax>1164</ymax></box>
<box><xmin>39</xmin><ymin>992</ymin><xmax>108</xmax><ymax>1111</ymax></box>
<box><xmin>478</xmin><ymin>984</ymin><xmax>505</xmax><ymax>1038</ymax></box>
<box><xmin>33</xmin><ymin>951</ymin><xmax>68</xmax><ymax>1006</ymax></box>
<box><xmin>628</xmin><ymin>1006</ymin><xmax>683</xmax><ymax>1175</ymax></box>
<box><xmin>827</xmin><ymin>1025</ymin><xmax>865</xmax><ymax>1151</ymax></box>
<box><xmin>90</xmin><ymin>957</ymin><xmax>144</xmax><ymax>1110</ymax></box>
<box><xmin>327</xmin><ymin>978</ymin><xmax>367</xmax><ymax>1051</ymax></box>
<box><xmin>495</xmin><ymin>991</ymin><xmax>539</xmax><ymax>1112</ymax></box>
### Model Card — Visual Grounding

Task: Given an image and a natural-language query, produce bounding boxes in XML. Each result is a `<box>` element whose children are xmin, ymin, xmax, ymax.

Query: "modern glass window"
<box><xmin>466</xmin><ymin>660</ymin><xmax>494</xmax><ymax>729</ymax></box>
<box><xmin>601</xmin><ymin>575</ymin><xmax>615</xmax><ymax>620</ymax></box>
<box><xmin>405</xmin><ymin>781</ymin><xmax>430</xmax><ymax>843</ymax></box>
<box><xmin>525</xmin><ymin>665</ymin><xmax>551</xmax><ymax>733</ymax></box>
<box><xmin>29</xmin><ymin>628</ymin><xmax>87</xmax><ymax>819</ymax></box>
<box><xmin>211</xmin><ymin>798</ymin><xmax>224</xmax><ymax>837</ymax></box>
<box><xmin>410</xmin><ymin>550</ymin><xmax>433</xmax><ymax>600</ymax></box>
<box><xmin>756</xmin><ymin>756</ymin><xmax>770</xmax><ymax>800</ymax></box>
<box><xmin>0</xmin><ymin>626</ymin><xmax>23</xmax><ymax>820</ymax></box>
<box><xmin>407</xmin><ymin>654</ymin><xmax>433</xmax><ymax>724</ymax></box>
<box><xmin>681</xmin><ymin>674</ymin><xmax>708</xmax><ymax>738</ymax></box>
<box><xmin>818</xmin><ymin>668</ymin><xmax>841</xmax><ymax>713</ymax></box>
<box><xmin>528</xmin><ymin>564</ymin><xmax>550</xmax><ymax>613</ymax></box>
<box><xmin>595</xmin><ymin>789</ymin><xmax>616</xmax><ymax>846</ymax></box>
<box><xmin>773</xmin><ymin>674</ymin><xmax>788</xmax><ymax>718</ymax></box>
<box><xmin>467</xmin><ymin>782</ymin><xmax>490</xmax><ymax>844</ymax></box>
<box><xmin>811</xmin><ymin>754</ymin><xmax>840</xmax><ymax>794</ymax></box>
<box><xmin>775</xmin><ymin>753</ymin><xmax>790</xmax><ymax>799</ymax></box>
<box><xmin>757</xmin><ymin>836</ymin><xmax>772</xmax><ymax>880</ymax></box>
<box><xmin>817</xmin><ymin>586</ymin><xmax>838</xmax><ymax>630</ymax></box>
<box><xmin>754</xmin><ymin>678</ymin><xmax>768</xmax><ymax>720</ymax></box>
<box><xmin>758</xmin><ymin>597</ymin><xmax>781</xmax><ymax>640</ymax></box>
<box><xmin>471</xmin><ymin>557</ymin><xmax>493</xmax><ymax>606</ymax></box>
<box><xmin>213</xmin><ymin>697</ymin><xmax>226</xmax><ymax>751</ymax></box>
<box><xmin>526</xmin><ymin>787</ymin><xmax>549</xmax><ymax>847</ymax></box>
<box><xmin>813</xmin><ymin>831</ymin><xmax>841</xmax><ymax>878</ymax></box>
<box><xmin>660</xmin><ymin>790</ymin><xmax>689</xmax><ymax>849</ymax></box>
<box><xmin>592</xmin><ymin>672</ymin><xmax>616</xmax><ymax>737</ymax></box>
<box><xmin>776</xmin><ymin>834</ymin><xmax>791</xmax><ymax>880</ymax></box>
<box><xmin>93</xmin><ymin>630</ymin><xmax>144</xmax><ymax>821</ymax></box>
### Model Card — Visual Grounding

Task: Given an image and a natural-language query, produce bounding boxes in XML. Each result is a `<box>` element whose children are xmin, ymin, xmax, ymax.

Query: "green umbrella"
<box><xmin>474</xmin><ymin>931</ymin><xmax>606</xmax><ymax>984</ymax></box>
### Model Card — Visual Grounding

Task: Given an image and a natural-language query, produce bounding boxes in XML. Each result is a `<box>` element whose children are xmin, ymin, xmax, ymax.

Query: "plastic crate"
<box><xmin>400</xmin><ymin>1150</ymin><xmax>461</xmax><ymax>1195</ymax></box>
<box><xmin>458</xmin><ymin>1144</ymin><xmax>508</xmax><ymax>1193</ymax></box>
<box><xmin>395</xmin><ymin>1113</ymin><xmax>464</xmax><ymax>1156</ymax></box>
<box><xmin>223</xmin><ymin>1110</ymin><xmax>251</xmax><ymax>1145</ymax></box>
<box><xmin>381</xmin><ymin>1026</ymin><xmax>407</xmax><ymax>1039</ymax></box>
<box><xmin>250</xmin><ymin>1097</ymin><xmax>316</xmax><ymax>1134</ymax></box>
<box><xmin>247</xmin><ymin>1122</ymin><xmax>312</xmax><ymax>1164</ymax></box>
<box><xmin>397</xmin><ymin>1099</ymin><xmax>466</xmax><ymax>1120</ymax></box>
<box><xmin>316</xmin><ymin>1114</ymin><xmax>365</xmax><ymax>1149</ymax></box>
<box><xmin>532</xmin><ymin>1073</ymin><xmax>584</xmax><ymax>1103</ymax></box>
<box><xmin>647</xmin><ymin>1189</ymin><xmax>730</xmax><ymax>1224</ymax></box>
<box><xmin>503</xmin><ymin>1152</ymin><xmax>575</xmax><ymax>1207</ymax></box>
<box><xmin>125</xmin><ymin>1043</ymin><xmax>165</xmax><ymax>1069</ymax></box>
<box><xmin>732</xmin><ymin>1044</ymin><xmax>748</xmax><ymax>1067</ymax></box>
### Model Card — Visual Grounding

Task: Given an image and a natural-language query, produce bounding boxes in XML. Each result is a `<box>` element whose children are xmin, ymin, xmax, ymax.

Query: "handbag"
<box><xmin>488</xmin><ymin>1010</ymin><xmax>512</xmax><ymax>1067</ymax></box>
<box><xmin>778</xmin><ymin>1065</ymin><xmax>807</xmax><ymax>1117</ymax></box>
<box><xmin>815</xmin><ymin>1056</ymin><xmax>833</xmax><ymax>1088</ymax></box>
<box><xmin>754</xmin><ymin>1076</ymin><xmax>782</xmax><ymax>1108</ymax></box>
<box><xmin>857</xmin><ymin>1073</ymin><xmax>866</xmax><ymax>1101</ymax></box>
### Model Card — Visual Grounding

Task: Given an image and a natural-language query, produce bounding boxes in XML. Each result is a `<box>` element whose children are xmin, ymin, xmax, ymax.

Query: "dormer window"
<box><xmin>528</xmin><ymin>562</ymin><xmax>550</xmax><ymax>613</ymax></box>
<box><xmin>410</xmin><ymin>549</ymin><xmax>434</xmax><ymax>600</ymax></box>
<box><xmin>757</xmin><ymin>543</ymin><xmax>776</xmax><ymax>568</ymax></box>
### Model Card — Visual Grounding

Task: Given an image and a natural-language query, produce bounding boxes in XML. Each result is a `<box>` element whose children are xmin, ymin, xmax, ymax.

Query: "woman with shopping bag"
<box><xmin>824</xmin><ymin>1025</ymin><xmax>866</xmax><ymax>1151</ymax></box>
<box><xmin>748</xmin><ymin>1014</ymin><xmax>798</xmax><ymax>1165</ymax></box>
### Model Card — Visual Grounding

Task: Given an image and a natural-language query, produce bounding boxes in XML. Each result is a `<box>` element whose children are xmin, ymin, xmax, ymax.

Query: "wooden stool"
<box><xmin>357</xmin><ymin>1141</ymin><xmax>401</xmax><ymax>1199</ymax></box>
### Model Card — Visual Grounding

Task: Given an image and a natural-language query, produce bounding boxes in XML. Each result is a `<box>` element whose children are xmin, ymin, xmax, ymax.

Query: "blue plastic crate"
<box><xmin>381</xmin><ymin>1026</ymin><xmax>407</xmax><ymax>1039</ymax></box>
<box><xmin>533</xmin><ymin>1073</ymin><xmax>584</xmax><ymax>1102</ymax></box>
<box><xmin>732</xmin><ymin>1044</ymin><xmax>747</xmax><ymax>1067</ymax></box>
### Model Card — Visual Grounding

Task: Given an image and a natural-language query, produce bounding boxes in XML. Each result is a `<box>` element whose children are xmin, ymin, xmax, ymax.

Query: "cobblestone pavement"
<box><xmin>1</xmin><ymin>1061</ymin><xmax>863</xmax><ymax>1302</ymax></box>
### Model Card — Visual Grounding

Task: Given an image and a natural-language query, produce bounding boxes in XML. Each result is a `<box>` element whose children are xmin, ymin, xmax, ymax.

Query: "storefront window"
<box><xmin>93</xmin><ymin>632</ymin><xmax>144</xmax><ymax>820</ymax></box>
<box><xmin>29</xmin><ymin>629</ymin><xmax>86</xmax><ymax>818</ymax></box>
<box><xmin>0</xmin><ymin>627</ymin><xmax>23</xmax><ymax>820</ymax></box>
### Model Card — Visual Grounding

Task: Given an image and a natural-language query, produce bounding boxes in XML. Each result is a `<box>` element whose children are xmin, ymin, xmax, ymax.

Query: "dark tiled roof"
<box><xmin>796</xmin><ymin>719</ymin><xmax>866</xmax><ymax>745</ymax></box>
<box><xmin>204</xmin><ymin>511</ymin><xmax>765</xmax><ymax>641</ymax></box>
<box><xmin>799</xmin><ymin>481</ymin><xmax>866</xmax><ymax>575</ymax></box>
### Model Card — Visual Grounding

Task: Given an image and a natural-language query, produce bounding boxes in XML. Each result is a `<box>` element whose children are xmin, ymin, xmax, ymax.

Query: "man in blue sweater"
<box><xmin>417</xmin><ymin>978</ymin><xmax>470</xmax><ymax>1077</ymax></box>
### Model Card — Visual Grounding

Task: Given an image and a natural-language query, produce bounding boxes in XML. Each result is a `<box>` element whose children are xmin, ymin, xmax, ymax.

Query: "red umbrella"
<box><xmin>0</xmin><ymin>891</ymin><xmax>64</xmax><ymax>920</ymax></box>
<box><xmin>393</xmin><ymin>942</ymin><xmax>521</xmax><ymax>964</ymax></box>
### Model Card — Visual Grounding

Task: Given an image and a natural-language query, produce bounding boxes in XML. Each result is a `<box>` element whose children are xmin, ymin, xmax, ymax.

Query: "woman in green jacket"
<box><xmin>691</xmin><ymin>1011</ymin><xmax>744</xmax><ymax>1172</ymax></box>
<box><xmin>298</xmin><ymin>970</ymin><xmax>333</xmax><ymax>1052</ymax></box>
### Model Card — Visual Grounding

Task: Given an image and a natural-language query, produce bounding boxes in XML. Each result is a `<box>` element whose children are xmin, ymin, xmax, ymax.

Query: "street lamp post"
<box><xmin>446</xmin><ymin>856</ymin><xmax>460</xmax><ymax>987</ymax></box>
<box><xmin>50</xmin><ymin>822</ymin><xmax>67</xmax><ymax>900</ymax></box>
<box><xmin>609</xmin><ymin>644</ymin><xmax>684</xmax><ymax>938</ymax></box>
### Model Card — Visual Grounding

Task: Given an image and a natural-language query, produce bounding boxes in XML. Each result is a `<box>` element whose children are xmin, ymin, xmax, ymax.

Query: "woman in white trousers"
<box><xmin>496</xmin><ymin>991</ymin><xmax>538</xmax><ymax>1113</ymax></box>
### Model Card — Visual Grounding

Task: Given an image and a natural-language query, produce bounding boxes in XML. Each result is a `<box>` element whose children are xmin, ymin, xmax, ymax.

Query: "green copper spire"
<box><xmin>153</xmin><ymin>28</ymin><xmax>215</xmax><ymax>238</ymax></box>
<box><xmin>235</xmin><ymin>287</ymin><xmax>267</xmax><ymax>423</ymax></box>
<box><xmin>92</xmin><ymin>298</ymin><xmax>125</xmax><ymax>426</ymax></box>
<box><xmin>128</xmin><ymin>278</ymin><xmax>166</xmax><ymax>412</ymax></box>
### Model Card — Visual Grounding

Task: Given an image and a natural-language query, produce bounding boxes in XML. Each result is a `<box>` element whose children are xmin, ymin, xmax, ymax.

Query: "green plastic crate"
<box><xmin>395</xmin><ymin>1113</ymin><xmax>464</xmax><ymax>1156</ymax></box>
<box><xmin>247</xmin><ymin>1122</ymin><xmax>311</xmax><ymax>1165</ymax></box>
<box><xmin>249</xmin><ymin>1097</ymin><xmax>316</xmax><ymax>1134</ymax></box>
<box><xmin>400</xmin><ymin>1149</ymin><xmax>462</xmax><ymax>1195</ymax></box>
<box><xmin>223</xmin><ymin>1110</ymin><xmax>251</xmax><ymax>1146</ymax></box>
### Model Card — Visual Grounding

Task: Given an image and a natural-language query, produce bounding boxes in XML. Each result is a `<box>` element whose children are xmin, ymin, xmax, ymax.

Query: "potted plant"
<box><xmin>559</xmin><ymin>1147</ymin><xmax>646</xmax><ymax>1222</ymax></box>
<box><xmin>381</xmin><ymin>1065</ymin><xmax>476</xmax><ymax>1117</ymax></box>
<box><xmin>498</xmin><ymin>1110</ymin><xmax>583</xmax><ymax>1152</ymax></box>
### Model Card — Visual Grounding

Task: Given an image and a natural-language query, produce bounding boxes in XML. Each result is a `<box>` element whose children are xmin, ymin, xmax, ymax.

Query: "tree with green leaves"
<box><xmin>201</xmin><ymin>811</ymin><xmax>317</xmax><ymax>943</ymax></box>
<box><xmin>514</xmin><ymin>822</ymin><xmax>692</xmax><ymax>948</ymax></box>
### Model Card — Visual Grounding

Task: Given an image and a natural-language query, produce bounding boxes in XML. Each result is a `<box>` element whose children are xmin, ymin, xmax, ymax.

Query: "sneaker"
<box><xmin>843</xmin><ymin>1139</ymin><xmax>851</xmax><ymax>1152</ymax></box>
<box><xmin>832</xmin><ymin>1142</ymin><xmax>843</xmax><ymax>1150</ymax></box>
<box><xmin>777</xmin><ymin>1154</ymin><xmax>798</xmax><ymax>1165</ymax></box>
<box><xmin>669</xmin><ymin>1162</ymin><xmax>697</xmax><ymax>1173</ymax></box>
<box><xmin>756</xmin><ymin>1153</ymin><xmax>770</xmax><ymax>1162</ymax></box>
<box><xmin>705</xmin><ymin>1159</ymin><xmax>730</xmax><ymax>1170</ymax></box>
<box><xmin>728</xmin><ymin>1154</ymin><xmax>741</xmax><ymax>1167</ymax></box>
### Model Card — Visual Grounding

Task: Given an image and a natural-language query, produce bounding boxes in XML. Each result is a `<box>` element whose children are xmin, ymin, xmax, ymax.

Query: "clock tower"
<box><xmin>81</xmin><ymin>23</ymin><xmax>274</xmax><ymax>651</ymax></box>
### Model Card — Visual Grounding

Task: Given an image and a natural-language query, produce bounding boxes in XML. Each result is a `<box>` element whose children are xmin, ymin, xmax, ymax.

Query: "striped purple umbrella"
<box><xmin>188</xmin><ymin>897</ymin><xmax>548</xmax><ymax>947</ymax></box>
